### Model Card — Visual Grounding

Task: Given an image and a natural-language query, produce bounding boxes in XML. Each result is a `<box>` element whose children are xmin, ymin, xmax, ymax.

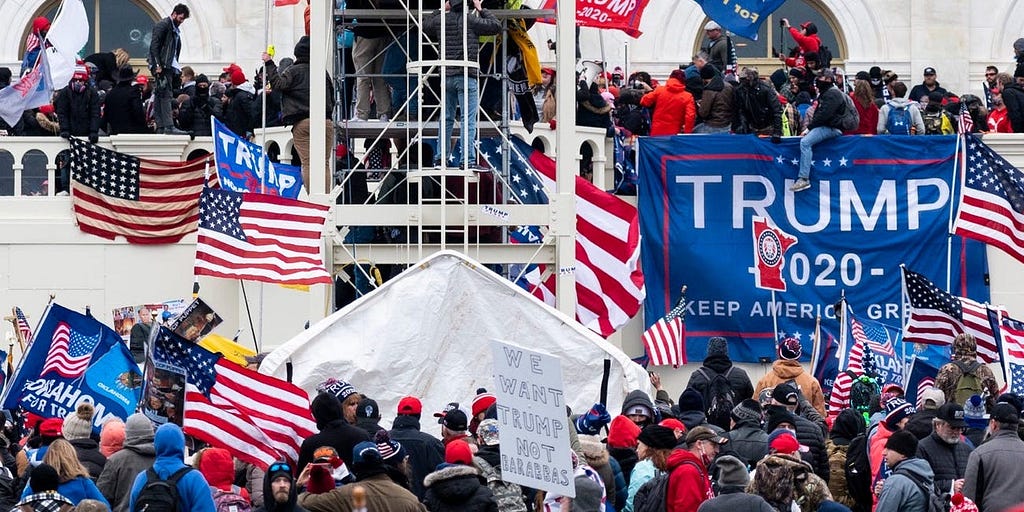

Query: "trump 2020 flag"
<box><xmin>694</xmin><ymin>0</ymin><xmax>786</xmax><ymax>40</ymax></box>
<box><xmin>194</xmin><ymin>188</ymin><xmax>332</xmax><ymax>285</ymax></box>
<box><xmin>213</xmin><ymin>118</ymin><xmax>303</xmax><ymax>199</ymax></box>
<box><xmin>1</xmin><ymin>303</ymin><xmax>143</xmax><ymax>429</ymax></box>
<box><xmin>152</xmin><ymin>326</ymin><xmax>317</xmax><ymax>468</ymax></box>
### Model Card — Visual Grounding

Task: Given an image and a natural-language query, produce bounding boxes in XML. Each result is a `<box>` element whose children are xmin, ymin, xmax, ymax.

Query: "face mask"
<box><xmin>71</xmin><ymin>82</ymin><xmax>86</xmax><ymax>93</ymax></box>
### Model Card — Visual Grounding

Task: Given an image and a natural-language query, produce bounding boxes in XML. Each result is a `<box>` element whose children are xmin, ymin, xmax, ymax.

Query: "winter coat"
<box><xmin>754</xmin><ymin>360</ymin><xmax>826</xmax><ymax>417</ymax></box>
<box><xmin>67</xmin><ymin>438</ymin><xmax>106</xmax><ymax>480</ymax></box>
<box><xmin>577</xmin><ymin>86</ymin><xmax>614</xmax><ymax>132</ymax></box>
<box><xmin>423</xmin><ymin>5</ymin><xmax>501</xmax><ymax>78</ymax></box>
<box><xmin>103</xmin><ymin>83</ymin><xmax>148</xmax><ymax>134</ymax></box>
<box><xmin>20</xmin><ymin>476</ymin><xmax>109</xmax><ymax>507</ymax></box>
<box><xmin>265</xmin><ymin>37</ymin><xmax>334</xmax><ymax>125</ymax></box>
<box><xmin>791</xmin><ymin>413</ymin><xmax>829</xmax><ymax>482</ymax></box>
<box><xmin>721</xmin><ymin>420</ymin><xmax>767</xmax><ymax>467</ymax></box>
<box><xmin>877</xmin><ymin>98</ymin><xmax>926</xmax><ymax>134</ymax></box>
<box><xmin>705</xmin><ymin>37</ymin><xmax>730</xmax><ymax>73</ymax></box>
<box><xmin>390</xmin><ymin>415</ymin><xmax>445</xmax><ymax>501</ymax></box>
<box><xmin>127</xmin><ymin>424</ymin><xmax>216</xmax><ymax>512</ymax></box>
<box><xmin>54</xmin><ymin>86</ymin><xmax>101</xmax><ymax>137</ymax></box>
<box><xmin>908</xmin><ymin>82</ymin><xmax>948</xmax><ymax>103</ymax></box>
<box><xmin>697</xmin><ymin>76</ymin><xmax>734</xmax><ymax>128</ymax></box>
<box><xmin>580</xmin><ymin>437</ymin><xmax>625</xmax><ymax>511</ymax></box>
<box><xmin>665</xmin><ymin>449</ymin><xmax>710</xmax><ymax>512</ymax></box>
<box><xmin>297</xmin><ymin>397</ymin><xmax>372</xmax><ymax>473</ymax></box>
<box><xmin>875</xmin><ymin>458</ymin><xmax>934</xmax><ymax>512</ymax></box>
<box><xmin>788</xmin><ymin>27</ymin><xmax>821</xmax><ymax>54</ymax></box>
<box><xmin>963</xmin><ymin>429</ymin><xmax>1024</xmax><ymax>512</ymax></box>
<box><xmin>695</xmin><ymin>488</ymin><xmax>775</xmax><ymax>512</ymax></box>
<box><xmin>935</xmin><ymin>336</ymin><xmax>999</xmax><ymax>410</ymax></box>
<box><xmin>236</xmin><ymin>461</ymin><xmax>265</xmax><ymax>509</ymax></box>
<box><xmin>147</xmin><ymin>17</ymin><xmax>182</xmax><ymax>72</ymax></box>
<box><xmin>608</xmin><ymin>447</ymin><xmax>639</xmax><ymax>489</ymax></box>
<box><xmin>423</xmin><ymin>464</ymin><xmax>498</xmax><ymax>512</ymax></box>
<box><xmin>96</xmin><ymin>434</ymin><xmax>156</xmax><ymax>512</ymax></box>
<box><xmin>825</xmin><ymin>439</ymin><xmax>854</xmax><ymax>508</ymax></box>
<box><xmin>223</xmin><ymin>85</ymin><xmax>257</xmax><ymax>138</ymax></box>
<box><xmin>732</xmin><ymin>80</ymin><xmax>783</xmax><ymax>136</ymax></box>
<box><xmin>1001</xmin><ymin>83</ymin><xmax>1024</xmax><ymax>133</ymax></box>
<box><xmin>868</xmin><ymin>421</ymin><xmax>894</xmax><ymax>486</ymax></box>
<box><xmin>747</xmin><ymin>453</ymin><xmax>832</xmax><ymax>512</ymax></box>
<box><xmin>474</xmin><ymin>450</ymin><xmax>526</xmax><ymax>512</ymax></box>
<box><xmin>178</xmin><ymin>93</ymin><xmax>221</xmax><ymax>136</ymax></box>
<box><xmin>640</xmin><ymin>77</ymin><xmax>696</xmax><ymax>135</ymax></box>
<box><xmin>846</xmin><ymin>94</ymin><xmax>879</xmax><ymax>135</ymax></box>
<box><xmin>916</xmin><ymin>431</ymin><xmax>972</xmax><ymax>495</ymax></box>
<box><xmin>608</xmin><ymin>457</ymin><xmax>628</xmax><ymax>512</ymax></box>
<box><xmin>808</xmin><ymin>86</ymin><xmax>847</xmax><ymax>130</ymax></box>
<box><xmin>625</xmin><ymin>460</ymin><xmax>658</xmax><ymax>512</ymax></box>
<box><xmin>298</xmin><ymin>473</ymin><xmax>427</xmax><ymax>512</ymax></box>
<box><xmin>685</xmin><ymin>355</ymin><xmax>755</xmax><ymax>407</ymax></box>
<box><xmin>904</xmin><ymin>409</ymin><xmax>938</xmax><ymax>440</ymax></box>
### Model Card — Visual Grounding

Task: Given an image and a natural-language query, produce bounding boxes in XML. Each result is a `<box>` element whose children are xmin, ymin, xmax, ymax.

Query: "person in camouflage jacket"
<box><xmin>474</xmin><ymin>420</ymin><xmax>527</xmax><ymax>512</ymax></box>
<box><xmin>934</xmin><ymin>333</ymin><xmax>999</xmax><ymax>410</ymax></box>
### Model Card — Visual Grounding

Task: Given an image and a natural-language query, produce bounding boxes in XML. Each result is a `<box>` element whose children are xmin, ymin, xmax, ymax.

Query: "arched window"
<box><xmin>695</xmin><ymin>0</ymin><xmax>844</xmax><ymax>67</ymax></box>
<box><xmin>22</xmin><ymin>0</ymin><xmax>159</xmax><ymax>58</ymax></box>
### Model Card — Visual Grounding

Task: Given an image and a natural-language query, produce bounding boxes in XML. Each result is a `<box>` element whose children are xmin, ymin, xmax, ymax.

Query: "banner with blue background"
<box><xmin>213</xmin><ymin>118</ymin><xmax>303</xmax><ymax>198</ymax></box>
<box><xmin>637</xmin><ymin>134</ymin><xmax>988</xmax><ymax>363</ymax></box>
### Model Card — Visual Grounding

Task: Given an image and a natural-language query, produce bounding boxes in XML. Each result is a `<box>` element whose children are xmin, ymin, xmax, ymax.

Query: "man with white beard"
<box><xmin>914</xmin><ymin>403</ymin><xmax>973</xmax><ymax>495</ymax></box>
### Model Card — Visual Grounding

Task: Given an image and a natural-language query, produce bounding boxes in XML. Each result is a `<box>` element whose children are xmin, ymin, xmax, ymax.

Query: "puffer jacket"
<box><xmin>747</xmin><ymin>453</ymin><xmax>832</xmax><ymax>512</ymax></box>
<box><xmin>792</xmin><ymin>413</ymin><xmax>829</xmax><ymax>483</ymax></box>
<box><xmin>722</xmin><ymin>420</ymin><xmax>767</xmax><ymax>467</ymax></box>
<box><xmin>935</xmin><ymin>334</ymin><xmax>999</xmax><ymax>410</ymax></box>
<box><xmin>473</xmin><ymin>451</ymin><xmax>526</xmax><ymax>512</ymax></box>
<box><xmin>697</xmin><ymin>75</ymin><xmax>734</xmax><ymax>128</ymax></box>
<box><xmin>423</xmin><ymin>2</ymin><xmax>501</xmax><ymax>78</ymax></box>
<box><xmin>915</xmin><ymin>431</ymin><xmax>972</xmax><ymax>495</ymax></box>
<box><xmin>640</xmin><ymin>77</ymin><xmax>696</xmax><ymax>135</ymax></box>
<box><xmin>754</xmin><ymin>360</ymin><xmax>826</xmax><ymax>416</ymax></box>
<box><xmin>423</xmin><ymin>464</ymin><xmax>498</xmax><ymax>512</ymax></box>
<box><xmin>875</xmin><ymin>458</ymin><xmax>934</xmax><ymax>512</ymax></box>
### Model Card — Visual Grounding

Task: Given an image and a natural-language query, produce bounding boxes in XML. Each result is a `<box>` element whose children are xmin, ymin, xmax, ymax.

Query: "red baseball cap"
<box><xmin>39</xmin><ymin>418</ymin><xmax>63</xmax><ymax>437</ymax></box>
<box><xmin>397</xmin><ymin>396</ymin><xmax>422</xmax><ymax>415</ymax></box>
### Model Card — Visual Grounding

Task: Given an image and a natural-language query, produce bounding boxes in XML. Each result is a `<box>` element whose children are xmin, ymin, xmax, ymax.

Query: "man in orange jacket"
<box><xmin>640</xmin><ymin>69</ymin><xmax>696</xmax><ymax>136</ymax></box>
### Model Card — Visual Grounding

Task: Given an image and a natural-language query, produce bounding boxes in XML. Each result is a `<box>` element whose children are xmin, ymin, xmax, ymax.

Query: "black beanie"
<box><xmin>637</xmin><ymin>425</ymin><xmax>677</xmax><ymax>450</ymax></box>
<box><xmin>677</xmin><ymin>388</ymin><xmax>705</xmax><ymax>413</ymax></box>
<box><xmin>31</xmin><ymin>463</ymin><xmax>60</xmax><ymax>492</ymax></box>
<box><xmin>764</xmin><ymin>405</ymin><xmax>798</xmax><ymax>432</ymax></box>
<box><xmin>700</xmin><ymin>64</ymin><xmax>718</xmax><ymax>81</ymax></box>
<box><xmin>884</xmin><ymin>430</ymin><xmax>918</xmax><ymax>458</ymax></box>
<box><xmin>1015</xmin><ymin>62</ymin><xmax>1024</xmax><ymax>79</ymax></box>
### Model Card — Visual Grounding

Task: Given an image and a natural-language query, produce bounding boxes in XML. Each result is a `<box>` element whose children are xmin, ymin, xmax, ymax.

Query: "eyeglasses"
<box><xmin>268</xmin><ymin>462</ymin><xmax>291</xmax><ymax>474</ymax></box>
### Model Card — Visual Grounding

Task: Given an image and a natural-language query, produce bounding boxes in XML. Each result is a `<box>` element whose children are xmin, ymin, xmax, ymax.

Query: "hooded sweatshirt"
<box><xmin>877</xmin><ymin>97</ymin><xmax>926</xmax><ymax>134</ymax></box>
<box><xmin>875</xmin><ymin>458</ymin><xmax>934</xmax><ymax>512</ymax></box>
<box><xmin>754</xmin><ymin>360</ymin><xmax>826</xmax><ymax>417</ymax></box>
<box><xmin>128</xmin><ymin>423</ymin><xmax>215</xmax><ymax>512</ymax></box>
<box><xmin>620</xmin><ymin>391</ymin><xmax>657</xmax><ymax>427</ymax></box>
<box><xmin>97</xmin><ymin>414</ymin><xmax>157</xmax><ymax>512</ymax></box>
<box><xmin>296</xmin><ymin>394</ymin><xmax>371</xmax><ymax>473</ymax></box>
<box><xmin>256</xmin><ymin>470</ymin><xmax>307</xmax><ymax>512</ymax></box>
<box><xmin>199</xmin><ymin>447</ymin><xmax>250</xmax><ymax>501</ymax></box>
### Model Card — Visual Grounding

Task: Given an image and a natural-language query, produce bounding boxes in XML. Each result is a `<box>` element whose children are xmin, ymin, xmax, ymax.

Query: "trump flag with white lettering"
<box><xmin>637</xmin><ymin>134</ymin><xmax>989</xmax><ymax>362</ymax></box>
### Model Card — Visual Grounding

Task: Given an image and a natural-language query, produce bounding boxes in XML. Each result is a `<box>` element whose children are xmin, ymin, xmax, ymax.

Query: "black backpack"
<box><xmin>844</xmin><ymin>433</ymin><xmax>872</xmax><ymax>512</ymax></box>
<box><xmin>133</xmin><ymin>467</ymin><xmax>193</xmax><ymax>512</ymax></box>
<box><xmin>633</xmin><ymin>472</ymin><xmax>670</xmax><ymax>512</ymax></box>
<box><xmin>817</xmin><ymin>45</ymin><xmax>834</xmax><ymax>69</ymax></box>
<box><xmin>894</xmin><ymin>468</ymin><xmax>948</xmax><ymax>512</ymax></box>
<box><xmin>697</xmin><ymin>367</ymin><xmax>736</xmax><ymax>431</ymax></box>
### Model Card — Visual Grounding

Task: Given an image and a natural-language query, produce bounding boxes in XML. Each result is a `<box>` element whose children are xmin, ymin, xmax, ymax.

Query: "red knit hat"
<box><xmin>471</xmin><ymin>389</ymin><xmax>496</xmax><ymax>417</ymax></box>
<box><xmin>229</xmin><ymin>68</ymin><xmax>246</xmax><ymax>86</ymax></box>
<box><xmin>33</xmin><ymin>17</ymin><xmax>51</xmax><ymax>33</ymax></box>
<box><xmin>768</xmin><ymin>430</ymin><xmax>800</xmax><ymax>454</ymax></box>
<box><xmin>445</xmin><ymin>439</ymin><xmax>473</xmax><ymax>465</ymax></box>
<box><xmin>606</xmin><ymin>415</ymin><xmax>641</xmax><ymax>449</ymax></box>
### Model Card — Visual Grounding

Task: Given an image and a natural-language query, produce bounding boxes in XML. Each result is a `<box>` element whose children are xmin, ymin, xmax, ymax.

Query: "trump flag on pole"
<box><xmin>752</xmin><ymin>216</ymin><xmax>798</xmax><ymax>292</ymax></box>
<box><xmin>213</xmin><ymin>118</ymin><xmax>303</xmax><ymax>199</ymax></box>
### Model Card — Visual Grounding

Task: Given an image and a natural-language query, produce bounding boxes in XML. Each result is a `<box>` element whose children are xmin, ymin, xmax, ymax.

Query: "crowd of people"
<box><xmin>2</xmin><ymin>331</ymin><xmax>1024</xmax><ymax>512</ymax></box>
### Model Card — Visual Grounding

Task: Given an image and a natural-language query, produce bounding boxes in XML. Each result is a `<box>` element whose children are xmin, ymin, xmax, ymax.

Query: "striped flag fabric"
<box><xmin>958</xmin><ymin>102</ymin><xmax>974</xmax><ymax>134</ymax></box>
<box><xmin>478</xmin><ymin>137</ymin><xmax>645</xmax><ymax>337</ymax></box>
<box><xmin>152</xmin><ymin>326</ymin><xmax>317</xmax><ymax>469</ymax></box>
<box><xmin>1000</xmin><ymin>314</ymin><xmax>1024</xmax><ymax>395</ymax></box>
<box><xmin>14</xmin><ymin>307</ymin><xmax>33</xmax><ymax>344</ymax></box>
<box><xmin>953</xmin><ymin>133</ymin><xmax>1024</xmax><ymax>264</ymax></box>
<box><xmin>901</xmin><ymin>267</ymin><xmax>1001</xmax><ymax>363</ymax></box>
<box><xmin>641</xmin><ymin>289</ymin><xmax>686</xmax><ymax>367</ymax></box>
<box><xmin>40</xmin><ymin>321</ymin><xmax>99</xmax><ymax>378</ymax></box>
<box><xmin>70</xmin><ymin>138</ymin><xmax>218</xmax><ymax>244</ymax></box>
<box><xmin>194</xmin><ymin>188</ymin><xmax>332</xmax><ymax>285</ymax></box>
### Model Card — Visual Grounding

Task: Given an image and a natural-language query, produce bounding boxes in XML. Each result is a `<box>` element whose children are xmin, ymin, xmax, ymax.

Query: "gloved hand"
<box><xmin>771</xmin><ymin>135</ymin><xmax>782</xmax><ymax>144</ymax></box>
<box><xmin>60</xmin><ymin>131</ymin><xmax>70</xmax><ymax>140</ymax></box>
<box><xmin>88</xmin><ymin>133</ymin><xmax>98</xmax><ymax>144</ymax></box>
<box><xmin>574</xmin><ymin>403</ymin><xmax>611</xmax><ymax>435</ymax></box>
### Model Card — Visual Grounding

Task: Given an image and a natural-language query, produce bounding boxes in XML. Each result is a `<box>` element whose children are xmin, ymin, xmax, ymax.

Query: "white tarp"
<box><xmin>260</xmin><ymin>251</ymin><xmax>652</xmax><ymax>427</ymax></box>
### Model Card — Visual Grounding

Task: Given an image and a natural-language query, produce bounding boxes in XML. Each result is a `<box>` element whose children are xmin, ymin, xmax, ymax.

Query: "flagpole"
<box><xmin>770</xmin><ymin>290</ymin><xmax>779</xmax><ymax>342</ymax></box>
<box><xmin>838</xmin><ymin>293</ymin><xmax>848</xmax><ymax>371</ymax></box>
<box><xmin>0</xmin><ymin>299</ymin><xmax>54</xmax><ymax>407</ymax></box>
<box><xmin>811</xmin><ymin>313</ymin><xmax>822</xmax><ymax>377</ymax></box>
<box><xmin>945</xmin><ymin>134</ymin><xmax>963</xmax><ymax>292</ymax></box>
<box><xmin>240</xmin><ymin>281</ymin><xmax>261</xmax><ymax>353</ymax></box>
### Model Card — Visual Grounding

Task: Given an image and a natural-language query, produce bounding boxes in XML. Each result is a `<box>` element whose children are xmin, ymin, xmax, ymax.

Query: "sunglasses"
<box><xmin>986</xmin><ymin>72</ymin><xmax>996</xmax><ymax>77</ymax></box>
<box><xmin>268</xmin><ymin>462</ymin><xmax>291</xmax><ymax>474</ymax></box>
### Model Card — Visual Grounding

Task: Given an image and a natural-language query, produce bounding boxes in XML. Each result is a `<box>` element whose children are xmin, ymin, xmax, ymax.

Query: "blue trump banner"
<box><xmin>213</xmin><ymin>118</ymin><xmax>303</xmax><ymax>198</ymax></box>
<box><xmin>694</xmin><ymin>0</ymin><xmax>785</xmax><ymax>40</ymax></box>
<box><xmin>1</xmin><ymin>303</ymin><xmax>142</xmax><ymax>429</ymax></box>
<box><xmin>638</xmin><ymin>134</ymin><xmax>988</xmax><ymax>362</ymax></box>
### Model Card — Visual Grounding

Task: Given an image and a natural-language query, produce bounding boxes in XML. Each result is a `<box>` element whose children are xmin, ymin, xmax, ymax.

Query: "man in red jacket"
<box><xmin>666</xmin><ymin>426</ymin><xmax>726</xmax><ymax>512</ymax></box>
<box><xmin>639</xmin><ymin>69</ymin><xmax>696</xmax><ymax>135</ymax></box>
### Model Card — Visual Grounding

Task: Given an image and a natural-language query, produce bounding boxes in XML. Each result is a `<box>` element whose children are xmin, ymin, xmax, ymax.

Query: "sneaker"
<box><xmin>790</xmin><ymin>178</ymin><xmax>811</xmax><ymax>192</ymax></box>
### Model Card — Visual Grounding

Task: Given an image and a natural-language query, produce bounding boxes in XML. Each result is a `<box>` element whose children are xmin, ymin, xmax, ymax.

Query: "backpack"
<box><xmin>885</xmin><ymin>103</ymin><xmax>913</xmax><ymax>134</ymax></box>
<box><xmin>839</xmin><ymin>93</ymin><xmax>861</xmax><ymax>131</ymax></box>
<box><xmin>844</xmin><ymin>433</ymin><xmax>872</xmax><ymax>512</ymax></box>
<box><xmin>894</xmin><ymin>468</ymin><xmax>948</xmax><ymax>512</ymax></box>
<box><xmin>133</xmin><ymin>467</ymin><xmax>193</xmax><ymax>512</ymax></box>
<box><xmin>632</xmin><ymin>472</ymin><xmax>669</xmax><ymax>512</ymax></box>
<box><xmin>817</xmin><ymin>46</ymin><xmax>834</xmax><ymax>69</ymax></box>
<box><xmin>953</xmin><ymin>360</ymin><xmax>983</xmax><ymax>406</ymax></box>
<box><xmin>697</xmin><ymin>367</ymin><xmax>736</xmax><ymax>431</ymax></box>
<box><xmin>212</xmin><ymin>485</ymin><xmax>251</xmax><ymax>512</ymax></box>
<box><xmin>922</xmin><ymin>110</ymin><xmax>952</xmax><ymax>135</ymax></box>
<box><xmin>848</xmin><ymin>372</ymin><xmax>879</xmax><ymax>414</ymax></box>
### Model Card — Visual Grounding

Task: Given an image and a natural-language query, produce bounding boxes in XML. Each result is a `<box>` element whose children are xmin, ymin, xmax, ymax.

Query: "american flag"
<box><xmin>828</xmin><ymin>309</ymin><xmax>894</xmax><ymax>422</ymax></box>
<box><xmin>641</xmin><ymin>290</ymin><xmax>686</xmax><ymax>367</ymax></box>
<box><xmin>14</xmin><ymin>307</ymin><xmax>33</xmax><ymax>344</ymax></box>
<box><xmin>70</xmin><ymin>138</ymin><xmax>218</xmax><ymax>244</ymax></box>
<box><xmin>194</xmin><ymin>188</ymin><xmax>332</xmax><ymax>285</ymax></box>
<box><xmin>901</xmin><ymin>267</ymin><xmax>1000</xmax><ymax>363</ymax></box>
<box><xmin>478</xmin><ymin>138</ymin><xmax>645</xmax><ymax>337</ymax></box>
<box><xmin>906</xmin><ymin>357</ymin><xmax>940</xmax><ymax>409</ymax></box>
<box><xmin>1000</xmin><ymin>314</ymin><xmax>1024</xmax><ymax>395</ymax></box>
<box><xmin>40</xmin><ymin>321</ymin><xmax>99</xmax><ymax>378</ymax></box>
<box><xmin>958</xmin><ymin>102</ymin><xmax>974</xmax><ymax>134</ymax></box>
<box><xmin>953</xmin><ymin>134</ymin><xmax>1024</xmax><ymax>264</ymax></box>
<box><xmin>152</xmin><ymin>327</ymin><xmax>317</xmax><ymax>469</ymax></box>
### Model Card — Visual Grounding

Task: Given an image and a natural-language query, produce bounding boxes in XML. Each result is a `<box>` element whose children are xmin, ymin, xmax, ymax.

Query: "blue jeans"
<box><xmin>382</xmin><ymin>31</ymin><xmax>418</xmax><ymax>117</ymax></box>
<box><xmin>444</xmin><ymin>75</ymin><xmax>479</xmax><ymax>166</ymax></box>
<box><xmin>799</xmin><ymin>127</ymin><xmax>842</xmax><ymax>179</ymax></box>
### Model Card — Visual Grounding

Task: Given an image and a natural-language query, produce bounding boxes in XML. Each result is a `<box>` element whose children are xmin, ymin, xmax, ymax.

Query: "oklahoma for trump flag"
<box><xmin>1</xmin><ymin>303</ymin><xmax>142</xmax><ymax>429</ymax></box>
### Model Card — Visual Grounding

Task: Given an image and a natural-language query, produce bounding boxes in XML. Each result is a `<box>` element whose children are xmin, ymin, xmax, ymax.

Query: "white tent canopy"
<box><xmin>261</xmin><ymin>251</ymin><xmax>653</xmax><ymax>428</ymax></box>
